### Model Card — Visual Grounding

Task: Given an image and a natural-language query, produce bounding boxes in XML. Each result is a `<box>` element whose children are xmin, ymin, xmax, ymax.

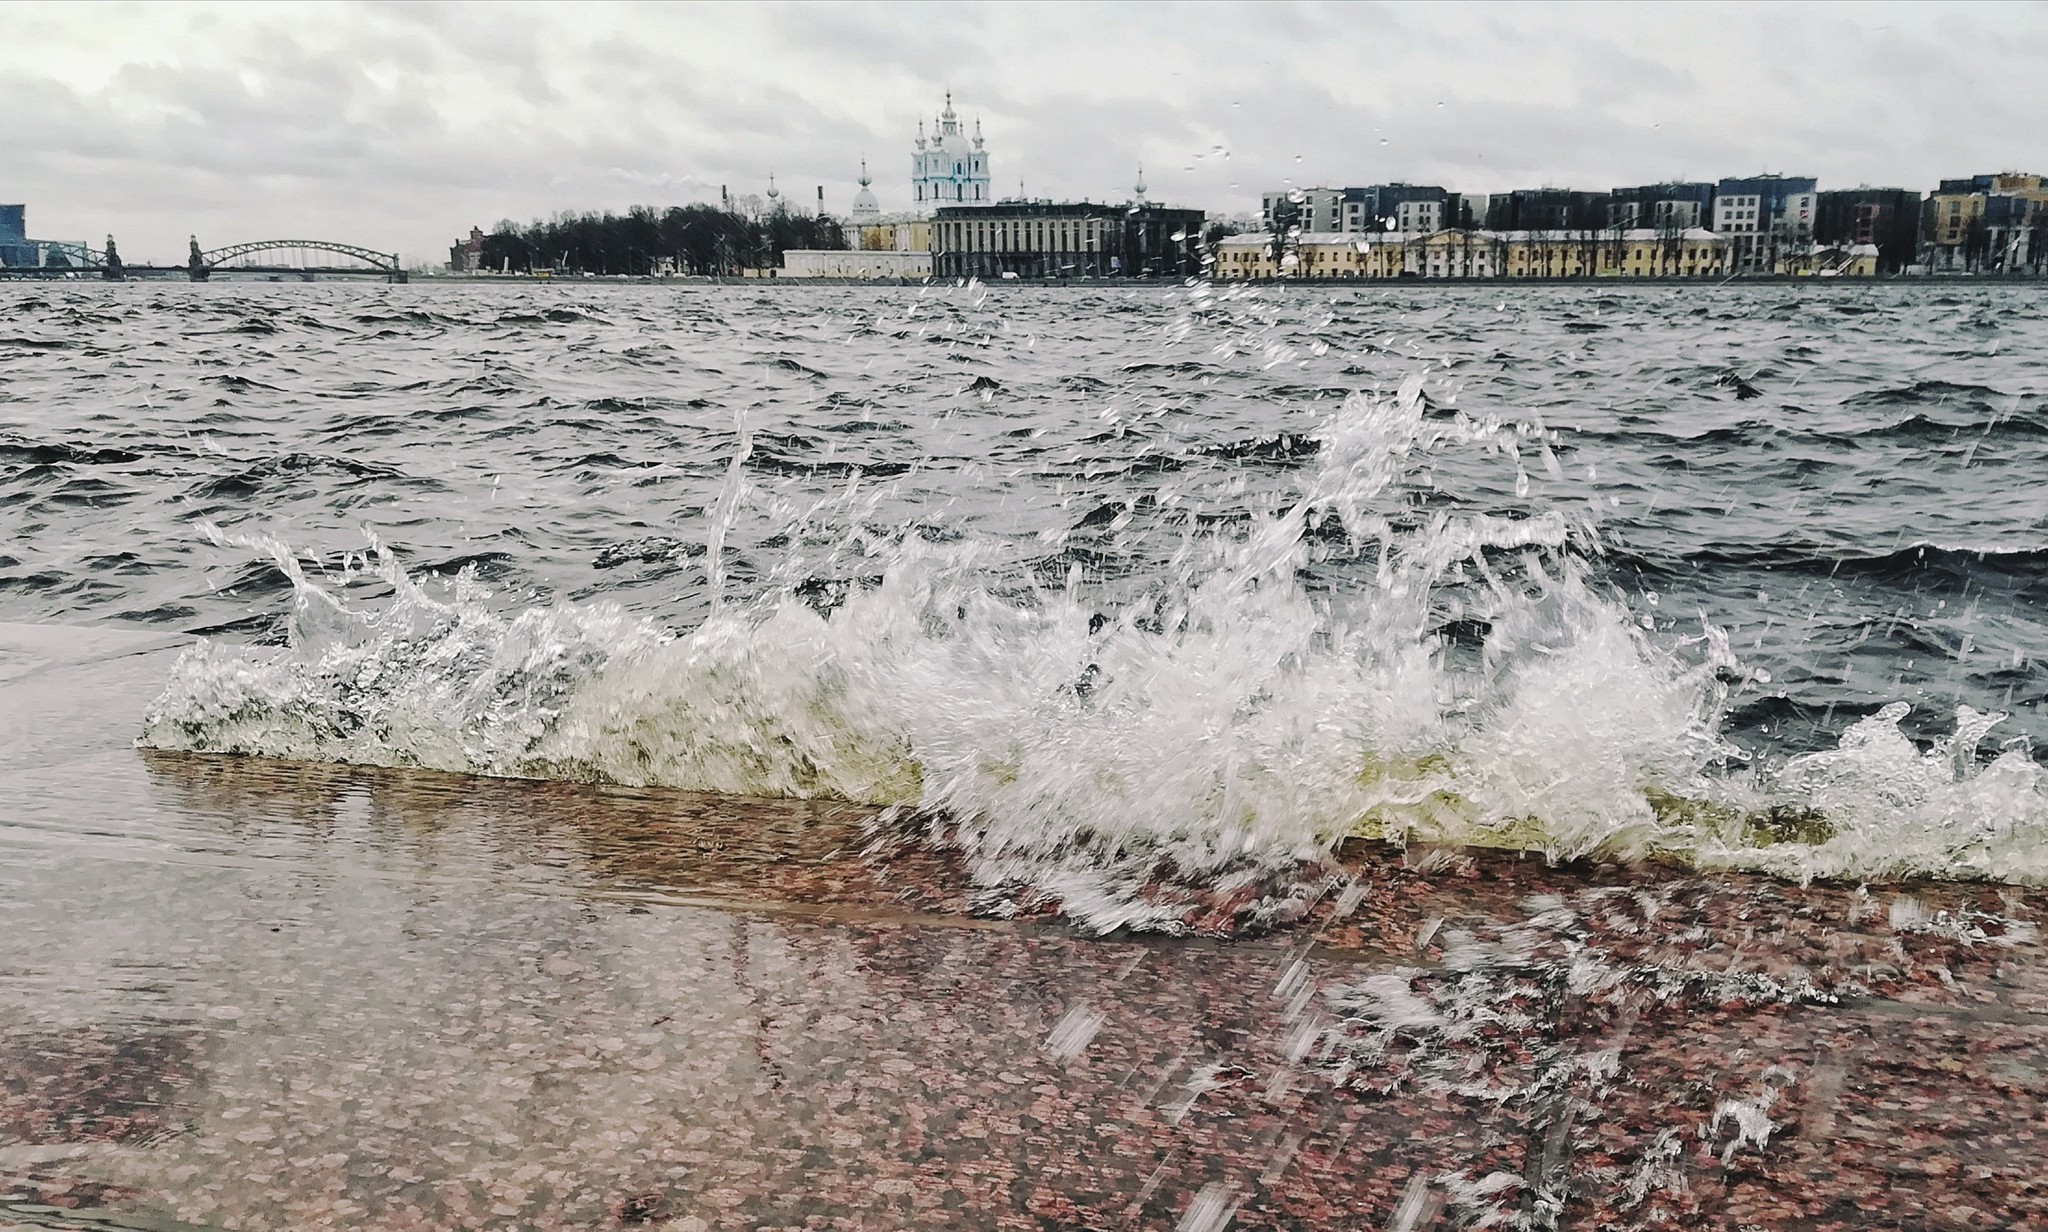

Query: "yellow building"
<box><xmin>1215</xmin><ymin>232</ymin><xmax>1410</xmax><ymax>279</ymax></box>
<box><xmin>1608</xmin><ymin>229</ymin><xmax>1732</xmax><ymax>277</ymax></box>
<box><xmin>1929</xmin><ymin>193</ymin><xmax>1986</xmax><ymax>248</ymax></box>
<box><xmin>855</xmin><ymin>220</ymin><xmax>931</xmax><ymax>253</ymax></box>
<box><xmin>1211</xmin><ymin>228</ymin><xmax>1730</xmax><ymax>280</ymax></box>
<box><xmin>1213</xmin><ymin>234</ymin><xmax>1278</xmax><ymax>279</ymax></box>
<box><xmin>1418</xmin><ymin>231</ymin><xmax>1499</xmax><ymax>278</ymax></box>
<box><xmin>1297</xmin><ymin>233</ymin><xmax>1390</xmax><ymax>278</ymax></box>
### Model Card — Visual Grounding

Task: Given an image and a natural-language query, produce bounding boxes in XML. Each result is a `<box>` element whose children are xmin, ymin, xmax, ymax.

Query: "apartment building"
<box><xmin>1713</xmin><ymin>175</ymin><xmax>1817</xmax><ymax>272</ymax></box>
<box><xmin>1814</xmin><ymin>188</ymin><xmax>1921</xmax><ymax>273</ymax></box>
<box><xmin>1608</xmin><ymin>183</ymin><xmax>1716</xmax><ymax>230</ymax></box>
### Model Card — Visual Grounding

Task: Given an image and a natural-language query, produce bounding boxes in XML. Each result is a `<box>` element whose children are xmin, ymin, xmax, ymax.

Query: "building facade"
<box><xmin>912</xmin><ymin>94</ymin><xmax>991</xmax><ymax>210</ymax></box>
<box><xmin>1814</xmin><ymin>188</ymin><xmax>1921</xmax><ymax>273</ymax></box>
<box><xmin>851</xmin><ymin>219</ymin><xmax>932</xmax><ymax>253</ymax></box>
<box><xmin>1260</xmin><ymin>184</ymin><xmax>1458</xmax><ymax>236</ymax></box>
<box><xmin>1261</xmin><ymin>188</ymin><xmax>1349</xmax><ymax>234</ymax></box>
<box><xmin>447</xmin><ymin>226</ymin><xmax>486</xmax><ymax>273</ymax></box>
<box><xmin>1484</xmin><ymin>189</ymin><xmax>1610</xmax><ymax>233</ymax></box>
<box><xmin>1925</xmin><ymin>172</ymin><xmax>2048</xmax><ymax>272</ymax></box>
<box><xmin>1</xmin><ymin>205</ymin><xmax>35</xmax><ymax>268</ymax></box>
<box><xmin>780</xmin><ymin>249</ymin><xmax>932</xmax><ymax>279</ymax></box>
<box><xmin>1713</xmin><ymin>174</ymin><xmax>1817</xmax><ymax>272</ymax></box>
<box><xmin>1608</xmin><ymin>183</ymin><xmax>1716</xmax><ymax>230</ymax></box>
<box><xmin>931</xmin><ymin>202</ymin><xmax>1205</xmax><ymax>279</ymax></box>
<box><xmin>1212</xmin><ymin>229</ymin><xmax>1734</xmax><ymax>280</ymax></box>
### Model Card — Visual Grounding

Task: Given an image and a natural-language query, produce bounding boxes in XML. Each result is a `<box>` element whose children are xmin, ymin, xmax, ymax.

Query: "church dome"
<box><xmin>852</xmin><ymin>159</ymin><xmax>881</xmax><ymax>222</ymax></box>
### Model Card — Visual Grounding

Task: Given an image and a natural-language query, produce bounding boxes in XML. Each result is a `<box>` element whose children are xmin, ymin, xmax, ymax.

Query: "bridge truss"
<box><xmin>197</xmin><ymin>240</ymin><xmax>402</xmax><ymax>274</ymax></box>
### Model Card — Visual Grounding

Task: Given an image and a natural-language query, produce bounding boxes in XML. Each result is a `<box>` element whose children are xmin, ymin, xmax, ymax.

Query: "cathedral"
<box><xmin>912</xmin><ymin>93</ymin><xmax>991</xmax><ymax>210</ymax></box>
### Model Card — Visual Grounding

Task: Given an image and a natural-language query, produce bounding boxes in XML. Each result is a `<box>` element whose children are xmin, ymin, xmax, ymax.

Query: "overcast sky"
<box><xmin>4</xmin><ymin>0</ymin><xmax>2044</xmax><ymax>265</ymax></box>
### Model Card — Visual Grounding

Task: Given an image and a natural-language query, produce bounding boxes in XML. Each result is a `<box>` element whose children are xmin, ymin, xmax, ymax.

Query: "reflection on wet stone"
<box><xmin>1</xmin><ymin>719</ymin><xmax>2045</xmax><ymax>1228</ymax></box>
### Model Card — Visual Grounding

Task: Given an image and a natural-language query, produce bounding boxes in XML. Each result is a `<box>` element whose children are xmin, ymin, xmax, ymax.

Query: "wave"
<box><xmin>1626</xmin><ymin>541</ymin><xmax>2048</xmax><ymax>589</ymax></box>
<box><xmin>1840</xmin><ymin>379</ymin><xmax>2006</xmax><ymax>408</ymax></box>
<box><xmin>140</xmin><ymin>379</ymin><xmax>2048</xmax><ymax>934</ymax></box>
<box><xmin>0</xmin><ymin>435</ymin><xmax>147</xmax><ymax>467</ymax></box>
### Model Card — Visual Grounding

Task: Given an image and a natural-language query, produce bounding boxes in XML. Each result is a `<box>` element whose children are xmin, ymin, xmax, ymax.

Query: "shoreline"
<box><xmin>5</xmin><ymin>621</ymin><xmax>2047</xmax><ymax>1228</ymax></box>
<box><xmin>9</xmin><ymin>270</ymin><xmax>2045</xmax><ymax>288</ymax></box>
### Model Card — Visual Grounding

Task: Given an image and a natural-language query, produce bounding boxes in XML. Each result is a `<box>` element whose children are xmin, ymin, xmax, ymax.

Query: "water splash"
<box><xmin>142</xmin><ymin>376</ymin><xmax>2048</xmax><ymax>932</ymax></box>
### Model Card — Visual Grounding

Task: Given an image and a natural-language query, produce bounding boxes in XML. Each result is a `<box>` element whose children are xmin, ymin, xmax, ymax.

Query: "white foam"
<box><xmin>142</xmin><ymin>379</ymin><xmax>2048</xmax><ymax>932</ymax></box>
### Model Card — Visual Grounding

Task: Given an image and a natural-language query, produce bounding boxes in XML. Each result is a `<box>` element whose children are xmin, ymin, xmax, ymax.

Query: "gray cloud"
<box><xmin>2</xmin><ymin>0</ymin><xmax>2042</xmax><ymax>264</ymax></box>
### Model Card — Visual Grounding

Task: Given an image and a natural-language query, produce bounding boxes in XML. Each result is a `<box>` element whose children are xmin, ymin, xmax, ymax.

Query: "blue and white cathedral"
<box><xmin>912</xmin><ymin>93</ymin><xmax>990</xmax><ymax>210</ymax></box>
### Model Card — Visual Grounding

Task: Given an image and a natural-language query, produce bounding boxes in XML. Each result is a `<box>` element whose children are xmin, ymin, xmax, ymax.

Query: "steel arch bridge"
<box><xmin>192</xmin><ymin>240</ymin><xmax>404</xmax><ymax>278</ymax></box>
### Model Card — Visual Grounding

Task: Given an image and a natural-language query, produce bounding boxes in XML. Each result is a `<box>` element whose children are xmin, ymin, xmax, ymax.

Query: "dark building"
<box><xmin>1608</xmin><ymin>183</ymin><xmax>1716</xmax><ymax>230</ymax></box>
<box><xmin>1815</xmin><ymin>188</ymin><xmax>1921</xmax><ymax>272</ymax></box>
<box><xmin>932</xmin><ymin>202</ymin><xmax>1205</xmax><ymax>279</ymax></box>
<box><xmin>1353</xmin><ymin>184</ymin><xmax>1454</xmax><ymax>232</ymax></box>
<box><xmin>0</xmin><ymin>204</ymin><xmax>35</xmax><ymax>268</ymax></box>
<box><xmin>1486</xmin><ymin>188</ymin><xmax>1611</xmax><ymax>232</ymax></box>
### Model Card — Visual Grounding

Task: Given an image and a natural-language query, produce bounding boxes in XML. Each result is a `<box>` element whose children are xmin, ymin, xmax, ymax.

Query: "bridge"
<box><xmin>188</xmin><ymin>238</ymin><xmax>407</xmax><ymax>283</ymax></box>
<box><xmin>2</xmin><ymin>237</ymin><xmax>409</xmax><ymax>282</ymax></box>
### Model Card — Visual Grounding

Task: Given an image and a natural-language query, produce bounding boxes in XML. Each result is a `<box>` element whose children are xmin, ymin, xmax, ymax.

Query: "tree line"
<box><xmin>477</xmin><ymin>204</ymin><xmax>848</xmax><ymax>276</ymax></box>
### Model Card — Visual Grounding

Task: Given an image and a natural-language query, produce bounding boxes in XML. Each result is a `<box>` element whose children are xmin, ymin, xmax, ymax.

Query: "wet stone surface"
<box><xmin>4</xmin><ymin>628</ymin><xmax>2048</xmax><ymax>1230</ymax></box>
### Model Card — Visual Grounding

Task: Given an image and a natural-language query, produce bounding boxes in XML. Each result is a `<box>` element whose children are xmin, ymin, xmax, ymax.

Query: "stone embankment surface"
<box><xmin>2</xmin><ymin>624</ymin><xmax>2042</xmax><ymax>1231</ymax></box>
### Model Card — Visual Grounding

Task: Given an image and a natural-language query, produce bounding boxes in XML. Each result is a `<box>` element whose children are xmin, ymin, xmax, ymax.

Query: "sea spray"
<box><xmin>141</xmin><ymin>376</ymin><xmax>2048</xmax><ymax>931</ymax></box>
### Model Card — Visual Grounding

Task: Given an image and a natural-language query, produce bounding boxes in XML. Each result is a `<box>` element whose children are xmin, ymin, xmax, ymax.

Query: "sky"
<box><xmin>3</xmin><ymin>0</ymin><xmax>2044</xmax><ymax>265</ymax></box>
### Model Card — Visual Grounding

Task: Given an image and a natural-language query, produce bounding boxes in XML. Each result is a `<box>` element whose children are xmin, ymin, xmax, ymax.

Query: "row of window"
<box><xmin>915</xmin><ymin>184</ymin><xmax>989</xmax><ymax>203</ymax></box>
<box><xmin>938</xmin><ymin>221</ymin><xmax>1111</xmax><ymax>252</ymax></box>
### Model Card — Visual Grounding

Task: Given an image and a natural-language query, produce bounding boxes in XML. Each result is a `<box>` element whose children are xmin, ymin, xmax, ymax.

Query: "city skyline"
<box><xmin>3</xmin><ymin>0</ymin><xmax>2045</xmax><ymax>264</ymax></box>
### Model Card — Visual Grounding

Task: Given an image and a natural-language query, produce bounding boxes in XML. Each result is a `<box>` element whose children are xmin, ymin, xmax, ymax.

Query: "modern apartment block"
<box><xmin>1925</xmin><ymin>172</ymin><xmax>2048</xmax><ymax>271</ymax></box>
<box><xmin>1261</xmin><ymin>188</ymin><xmax>1350</xmax><ymax>234</ymax></box>
<box><xmin>1261</xmin><ymin>184</ymin><xmax>1457</xmax><ymax>235</ymax></box>
<box><xmin>1484</xmin><ymin>189</ymin><xmax>1610</xmax><ymax>232</ymax></box>
<box><xmin>1814</xmin><ymin>188</ymin><xmax>1922</xmax><ymax>273</ymax></box>
<box><xmin>1608</xmin><ymin>183</ymin><xmax>1717</xmax><ymax>230</ymax></box>
<box><xmin>0</xmin><ymin>204</ymin><xmax>33</xmax><ymax>268</ymax></box>
<box><xmin>1713</xmin><ymin>174</ymin><xmax>1818</xmax><ymax>271</ymax></box>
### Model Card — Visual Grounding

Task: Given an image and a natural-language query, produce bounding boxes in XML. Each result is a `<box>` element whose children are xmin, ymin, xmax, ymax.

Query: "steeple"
<box><xmin>915</xmin><ymin>119</ymin><xmax>926</xmax><ymax>151</ymax></box>
<box><xmin>765</xmin><ymin>172</ymin><xmax>780</xmax><ymax>207</ymax></box>
<box><xmin>973</xmin><ymin>116</ymin><xmax>984</xmax><ymax>151</ymax></box>
<box><xmin>858</xmin><ymin>158</ymin><xmax>871</xmax><ymax>188</ymax></box>
<box><xmin>1134</xmin><ymin>164</ymin><xmax>1148</xmax><ymax>203</ymax></box>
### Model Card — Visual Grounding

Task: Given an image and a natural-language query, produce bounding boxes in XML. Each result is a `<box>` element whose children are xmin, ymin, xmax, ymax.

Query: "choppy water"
<box><xmin>3</xmin><ymin>280</ymin><xmax>2045</xmax><ymax>928</ymax></box>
